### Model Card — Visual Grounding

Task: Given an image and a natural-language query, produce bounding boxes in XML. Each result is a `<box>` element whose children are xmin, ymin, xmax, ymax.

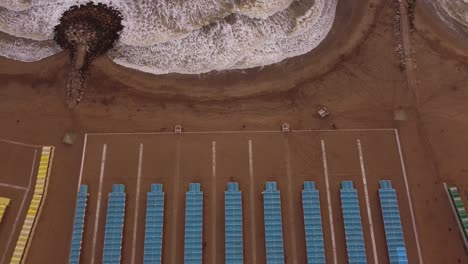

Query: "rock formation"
<box><xmin>53</xmin><ymin>2</ymin><xmax>123</xmax><ymax>108</ymax></box>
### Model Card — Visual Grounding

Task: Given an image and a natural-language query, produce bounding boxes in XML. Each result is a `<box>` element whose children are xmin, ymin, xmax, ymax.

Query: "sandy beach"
<box><xmin>0</xmin><ymin>0</ymin><xmax>379</xmax><ymax>99</ymax></box>
<box><xmin>415</xmin><ymin>1</ymin><xmax>468</xmax><ymax>59</ymax></box>
<box><xmin>0</xmin><ymin>0</ymin><xmax>467</xmax><ymax>263</ymax></box>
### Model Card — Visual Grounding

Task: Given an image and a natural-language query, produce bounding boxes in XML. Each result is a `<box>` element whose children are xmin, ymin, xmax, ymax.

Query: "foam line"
<box><xmin>0</xmin><ymin>0</ymin><xmax>337</xmax><ymax>74</ymax></box>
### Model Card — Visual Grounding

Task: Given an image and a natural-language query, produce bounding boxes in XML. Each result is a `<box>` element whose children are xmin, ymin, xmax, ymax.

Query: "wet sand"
<box><xmin>415</xmin><ymin>1</ymin><xmax>468</xmax><ymax>59</ymax></box>
<box><xmin>0</xmin><ymin>0</ymin><xmax>380</xmax><ymax>99</ymax></box>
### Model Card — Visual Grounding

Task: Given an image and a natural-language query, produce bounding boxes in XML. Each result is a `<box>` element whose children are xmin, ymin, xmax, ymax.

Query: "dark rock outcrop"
<box><xmin>53</xmin><ymin>2</ymin><xmax>124</xmax><ymax>108</ymax></box>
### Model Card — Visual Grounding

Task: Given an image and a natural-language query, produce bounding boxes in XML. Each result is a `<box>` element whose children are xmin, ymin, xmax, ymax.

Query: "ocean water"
<box><xmin>0</xmin><ymin>0</ymin><xmax>338</xmax><ymax>74</ymax></box>
<box><xmin>423</xmin><ymin>0</ymin><xmax>468</xmax><ymax>35</ymax></box>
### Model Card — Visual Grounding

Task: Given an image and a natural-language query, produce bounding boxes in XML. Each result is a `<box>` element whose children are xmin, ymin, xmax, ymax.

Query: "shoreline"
<box><xmin>95</xmin><ymin>0</ymin><xmax>381</xmax><ymax>100</ymax></box>
<box><xmin>0</xmin><ymin>0</ymin><xmax>382</xmax><ymax>100</ymax></box>
<box><xmin>414</xmin><ymin>2</ymin><xmax>468</xmax><ymax>59</ymax></box>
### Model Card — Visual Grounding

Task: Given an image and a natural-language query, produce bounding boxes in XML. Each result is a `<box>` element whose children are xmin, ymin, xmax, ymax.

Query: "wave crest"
<box><xmin>0</xmin><ymin>0</ymin><xmax>337</xmax><ymax>74</ymax></box>
<box><xmin>424</xmin><ymin>0</ymin><xmax>468</xmax><ymax>35</ymax></box>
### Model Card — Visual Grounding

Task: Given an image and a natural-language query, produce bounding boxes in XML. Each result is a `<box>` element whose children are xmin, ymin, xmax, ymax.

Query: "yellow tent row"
<box><xmin>0</xmin><ymin>197</ymin><xmax>10</xmax><ymax>223</ymax></box>
<box><xmin>10</xmin><ymin>146</ymin><xmax>52</xmax><ymax>264</ymax></box>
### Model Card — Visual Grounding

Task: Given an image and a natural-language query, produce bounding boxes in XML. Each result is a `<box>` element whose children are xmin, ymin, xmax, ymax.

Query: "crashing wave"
<box><xmin>0</xmin><ymin>0</ymin><xmax>32</xmax><ymax>12</ymax></box>
<box><xmin>0</xmin><ymin>31</ymin><xmax>59</xmax><ymax>61</ymax></box>
<box><xmin>423</xmin><ymin>0</ymin><xmax>468</xmax><ymax>36</ymax></box>
<box><xmin>0</xmin><ymin>0</ymin><xmax>337</xmax><ymax>74</ymax></box>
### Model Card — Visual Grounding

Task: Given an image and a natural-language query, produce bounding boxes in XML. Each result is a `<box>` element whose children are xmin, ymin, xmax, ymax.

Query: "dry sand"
<box><xmin>75</xmin><ymin>131</ymin><xmax>421</xmax><ymax>264</ymax></box>
<box><xmin>415</xmin><ymin>2</ymin><xmax>468</xmax><ymax>60</ymax></box>
<box><xmin>0</xmin><ymin>0</ymin><xmax>467</xmax><ymax>263</ymax></box>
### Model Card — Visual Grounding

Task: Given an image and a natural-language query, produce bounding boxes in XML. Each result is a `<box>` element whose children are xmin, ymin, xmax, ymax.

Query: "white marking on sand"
<box><xmin>395</xmin><ymin>130</ymin><xmax>423</xmax><ymax>263</ymax></box>
<box><xmin>131</xmin><ymin>143</ymin><xmax>144</xmax><ymax>264</ymax></box>
<box><xmin>211</xmin><ymin>141</ymin><xmax>217</xmax><ymax>264</ymax></box>
<box><xmin>357</xmin><ymin>139</ymin><xmax>379</xmax><ymax>264</ymax></box>
<box><xmin>77</xmin><ymin>134</ymin><xmax>88</xmax><ymax>191</ymax></box>
<box><xmin>283</xmin><ymin>136</ymin><xmax>298</xmax><ymax>264</ymax></box>
<box><xmin>248</xmin><ymin>140</ymin><xmax>257</xmax><ymax>264</ymax></box>
<box><xmin>321</xmin><ymin>140</ymin><xmax>337</xmax><ymax>264</ymax></box>
<box><xmin>0</xmin><ymin>183</ymin><xmax>27</xmax><ymax>191</ymax></box>
<box><xmin>90</xmin><ymin>144</ymin><xmax>107</xmax><ymax>264</ymax></box>
<box><xmin>67</xmin><ymin>134</ymin><xmax>88</xmax><ymax>262</ymax></box>
<box><xmin>0</xmin><ymin>149</ymin><xmax>37</xmax><ymax>264</ymax></box>
<box><xmin>0</xmin><ymin>138</ymin><xmax>43</xmax><ymax>148</ymax></box>
<box><xmin>86</xmin><ymin>128</ymin><xmax>396</xmax><ymax>136</ymax></box>
<box><xmin>170</xmin><ymin>138</ymin><xmax>182</xmax><ymax>264</ymax></box>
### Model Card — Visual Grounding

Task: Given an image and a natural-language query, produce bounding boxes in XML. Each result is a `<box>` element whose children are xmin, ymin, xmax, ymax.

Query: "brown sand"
<box><xmin>89</xmin><ymin>0</ymin><xmax>381</xmax><ymax>99</ymax></box>
<box><xmin>0</xmin><ymin>0</ymin><xmax>381</xmax><ymax>100</ymax></box>
<box><xmin>74</xmin><ymin>131</ymin><xmax>420</xmax><ymax>264</ymax></box>
<box><xmin>0</xmin><ymin>0</ymin><xmax>467</xmax><ymax>264</ymax></box>
<box><xmin>415</xmin><ymin>2</ymin><xmax>468</xmax><ymax>59</ymax></box>
<box><xmin>0</xmin><ymin>143</ymin><xmax>40</xmax><ymax>263</ymax></box>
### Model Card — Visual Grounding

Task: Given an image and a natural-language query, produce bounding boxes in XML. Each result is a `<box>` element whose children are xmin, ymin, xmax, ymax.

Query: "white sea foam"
<box><xmin>0</xmin><ymin>33</ymin><xmax>59</xmax><ymax>61</ymax></box>
<box><xmin>0</xmin><ymin>0</ymin><xmax>32</xmax><ymax>11</ymax></box>
<box><xmin>423</xmin><ymin>0</ymin><xmax>468</xmax><ymax>34</ymax></box>
<box><xmin>438</xmin><ymin>0</ymin><xmax>468</xmax><ymax>29</ymax></box>
<box><xmin>0</xmin><ymin>0</ymin><xmax>338</xmax><ymax>74</ymax></box>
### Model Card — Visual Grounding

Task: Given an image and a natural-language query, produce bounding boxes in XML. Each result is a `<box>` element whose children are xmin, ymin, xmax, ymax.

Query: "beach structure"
<box><xmin>184</xmin><ymin>183</ymin><xmax>203</xmax><ymax>264</ymax></box>
<box><xmin>379</xmin><ymin>180</ymin><xmax>408</xmax><ymax>264</ymax></box>
<box><xmin>68</xmin><ymin>185</ymin><xmax>89</xmax><ymax>264</ymax></box>
<box><xmin>340</xmin><ymin>181</ymin><xmax>367</xmax><ymax>264</ymax></box>
<box><xmin>446</xmin><ymin>184</ymin><xmax>468</xmax><ymax>251</ymax></box>
<box><xmin>102</xmin><ymin>184</ymin><xmax>126</xmax><ymax>264</ymax></box>
<box><xmin>225</xmin><ymin>182</ymin><xmax>244</xmax><ymax>264</ymax></box>
<box><xmin>10</xmin><ymin>146</ymin><xmax>53</xmax><ymax>264</ymax></box>
<box><xmin>144</xmin><ymin>184</ymin><xmax>165</xmax><ymax>264</ymax></box>
<box><xmin>0</xmin><ymin>197</ymin><xmax>10</xmax><ymax>223</ymax></box>
<box><xmin>263</xmin><ymin>182</ymin><xmax>285</xmax><ymax>264</ymax></box>
<box><xmin>302</xmin><ymin>181</ymin><xmax>326</xmax><ymax>264</ymax></box>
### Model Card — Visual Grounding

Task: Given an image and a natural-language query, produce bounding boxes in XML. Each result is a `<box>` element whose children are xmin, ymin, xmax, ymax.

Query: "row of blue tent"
<box><xmin>68</xmin><ymin>180</ymin><xmax>408</xmax><ymax>264</ymax></box>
